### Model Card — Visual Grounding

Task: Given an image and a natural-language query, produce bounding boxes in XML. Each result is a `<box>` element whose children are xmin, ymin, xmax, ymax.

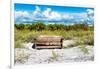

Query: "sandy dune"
<box><xmin>15</xmin><ymin>40</ymin><xmax>94</xmax><ymax>65</ymax></box>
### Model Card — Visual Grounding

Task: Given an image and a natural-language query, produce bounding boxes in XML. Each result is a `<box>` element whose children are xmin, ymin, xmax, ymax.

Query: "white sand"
<box><xmin>15</xmin><ymin>40</ymin><xmax>94</xmax><ymax>65</ymax></box>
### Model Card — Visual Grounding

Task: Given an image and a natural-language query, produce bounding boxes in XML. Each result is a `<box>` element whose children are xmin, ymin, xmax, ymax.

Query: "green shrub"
<box><xmin>15</xmin><ymin>24</ymin><xmax>25</xmax><ymax>30</ymax></box>
<box><xmin>15</xmin><ymin>23</ymin><xmax>93</xmax><ymax>31</ymax></box>
<box><xmin>32</xmin><ymin>22</ymin><xmax>46</xmax><ymax>31</ymax></box>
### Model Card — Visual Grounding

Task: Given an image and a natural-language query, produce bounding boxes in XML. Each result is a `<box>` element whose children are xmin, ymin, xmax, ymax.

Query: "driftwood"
<box><xmin>35</xmin><ymin>35</ymin><xmax>64</xmax><ymax>49</ymax></box>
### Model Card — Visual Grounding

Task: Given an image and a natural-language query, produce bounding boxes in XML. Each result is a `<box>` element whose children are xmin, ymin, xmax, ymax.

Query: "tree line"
<box><xmin>15</xmin><ymin>22</ymin><xmax>93</xmax><ymax>31</ymax></box>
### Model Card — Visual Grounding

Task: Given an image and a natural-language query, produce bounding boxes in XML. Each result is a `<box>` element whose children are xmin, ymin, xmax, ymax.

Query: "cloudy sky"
<box><xmin>14</xmin><ymin>3</ymin><xmax>94</xmax><ymax>25</ymax></box>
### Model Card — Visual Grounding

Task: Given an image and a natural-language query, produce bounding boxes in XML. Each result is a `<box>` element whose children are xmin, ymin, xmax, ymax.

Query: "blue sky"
<box><xmin>14</xmin><ymin>3</ymin><xmax>94</xmax><ymax>25</ymax></box>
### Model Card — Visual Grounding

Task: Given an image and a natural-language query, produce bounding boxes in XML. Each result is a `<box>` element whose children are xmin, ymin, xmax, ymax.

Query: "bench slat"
<box><xmin>36</xmin><ymin>43</ymin><xmax>61</xmax><ymax>46</ymax></box>
<box><xmin>36</xmin><ymin>46</ymin><xmax>62</xmax><ymax>49</ymax></box>
<box><xmin>35</xmin><ymin>35</ymin><xmax>63</xmax><ymax>49</ymax></box>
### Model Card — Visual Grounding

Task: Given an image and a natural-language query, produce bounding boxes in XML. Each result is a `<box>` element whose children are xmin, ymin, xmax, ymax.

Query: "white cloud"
<box><xmin>15</xmin><ymin>11</ymin><xmax>33</xmax><ymax>23</ymax></box>
<box><xmin>86</xmin><ymin>9</ymin><xmax>94</xmax><ymax>24</ymax></box>
<box><xmin>42</xmin><ymin>8</ymin><xmax>62</xmax><ymax>21</ymax></box>
<box><xmin>36</xmin><ymin>6</ymin><xmax>41</xmax><ymax>11</ymax></box>
<box><xmin>43</xmin><ymin>8</ymin><xmax>52</xmax><ymax>18</ymax></box>
<box><xmin>15</xmin><ymin>6</ymin><xmax>94</xmax><ymax>25</ymax></box>
<box><xmin>15</xmin><ymin>11</ymin><xmax>29</xmax><ymax>18</ymax></box>
<box><xmin>70</xmin><ymin>12</ymin><xmax>87</xmax><ymax>19</ymax></box>
<box><xmin>33</xmin><ymin>6</ymin><xmax>44</xmax><ymax>18</ymax></box>
<box><xmin>62</xmin><ymin>14</ymin><xmax>74</xmax><ymax>20</ymax></box>
<box><xmin>49</xmin><ymin>11</ymin><xmax>62</xmax><ymax>20</ymax></box>
<box><xmin>15</xmin><ymin>6</ymin><xmax>73</xmax><ymax>23</ymax></box>
<box><xmin>33</xmin><ymin>6</ymin><xmax>41</xmax><ymax>15</ymax></box>
<box><xmin>42</xmin><ymin>7</ymin><xmax>73</xmax><ymax>21</ymax></box>
<box><xmin>62</xmin><ymin>14</ymin><xmax>70</xmax><ymax>19</ymax></box>
<box><xmin>87</xmin><ymin>9</ymin><xmax>94</xmax><ymax>15</ymax></box>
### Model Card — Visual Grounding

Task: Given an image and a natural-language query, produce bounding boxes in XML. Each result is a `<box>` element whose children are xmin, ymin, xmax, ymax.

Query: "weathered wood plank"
<box><xmin>35</xmin><ymin>35</ymin><xmax>63</xmax><ymax>49</ymax></box>
<box><xmin>36</xmin><ymin>46</ymin><xmax>62</xmax><ymax>49</ymax></box>
<box><xmin>36</xmin><ymin>35</ymin><xmax>63</xmax><ymax>42</ymax></box>
<box><xmin>36</xmin><ymin>42</ymin><xmax>61</xmax><ymax>46</ymax></box>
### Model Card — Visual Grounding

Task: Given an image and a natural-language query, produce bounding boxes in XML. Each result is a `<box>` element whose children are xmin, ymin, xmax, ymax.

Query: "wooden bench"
<box><xmin>35</xmin><ymin>35</ymin><xmax>64</xmax><ymax>49</ymax></box>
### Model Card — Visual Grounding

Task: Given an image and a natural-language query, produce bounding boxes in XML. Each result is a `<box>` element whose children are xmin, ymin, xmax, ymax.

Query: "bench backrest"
<box><xmin>35</xmin><ymin>35</ymin><xmax>63</xmax><ymax>49</ymax></box>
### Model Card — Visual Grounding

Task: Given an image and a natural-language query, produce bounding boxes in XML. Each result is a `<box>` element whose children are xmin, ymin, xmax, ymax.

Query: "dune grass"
<box><xmin>79</xmin><ymin>45</ymin><xmax>89</xmax><ymax>54</ymax></box>
<box><xmin>51</xmin><ymin>51</ymin><xmax>59</xmax><ymax>61</ymax></box>
<box><xmin>15</xmin><ymin>29</ymin><xmax>94</xmax><ymax>48</ymax></box>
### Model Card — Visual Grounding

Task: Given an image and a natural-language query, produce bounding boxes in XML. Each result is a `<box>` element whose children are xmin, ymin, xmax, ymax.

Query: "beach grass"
<box><xmin>15</xmin><ymin>29</ymin><xmax>94</xmax><ymax>48</ymax></box>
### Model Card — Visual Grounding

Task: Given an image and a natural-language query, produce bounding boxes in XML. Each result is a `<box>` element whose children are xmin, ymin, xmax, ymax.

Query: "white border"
<box><xmin>13</xmin><ymin>0</ymin><xmax>95</xmax><ymax>8</ymax></box>
<box><xmin>11</xmin><ymin>0</ymin><xmax>96</xmax><ymax>69</ymax></box>
<box><xmin>11</xmin><ymin>0</ymin><xmax>14</xmax><ymax>68</ymax></box>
